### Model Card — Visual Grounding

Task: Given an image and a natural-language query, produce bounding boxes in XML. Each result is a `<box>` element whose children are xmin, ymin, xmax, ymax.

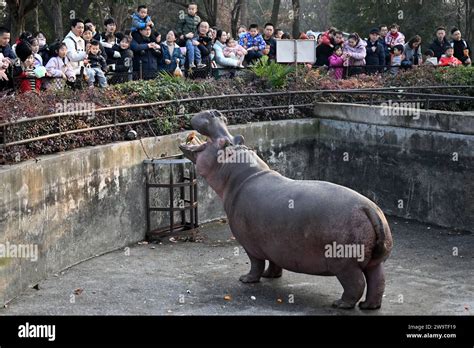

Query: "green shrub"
<box><xmin>113</xmin><ymin>73</ymin><xmax>210</xmax><ymax>103</ymax></box>
<box><xmin>433</xmin><ymin>66</ymin><xmax>474</xmax><ymax>87</ymax></box>
<box><xmin>250</xmin><ymin>56</ymin><xmax>294</xmax><ymax>89</ymax></box>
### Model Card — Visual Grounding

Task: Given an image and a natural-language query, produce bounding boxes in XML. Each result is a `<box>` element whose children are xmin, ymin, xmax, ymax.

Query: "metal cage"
<box><xmin>144</xmin><ymin>155</ymin><xmax>198</xmax><ymax>240</ymax></box>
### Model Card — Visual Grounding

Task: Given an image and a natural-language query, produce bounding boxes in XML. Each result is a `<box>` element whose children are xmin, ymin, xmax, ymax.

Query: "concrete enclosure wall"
<box><xmin>0</xmin><ymin>103</ymin><xmax>472</xmax><ymax>306</ymax></box>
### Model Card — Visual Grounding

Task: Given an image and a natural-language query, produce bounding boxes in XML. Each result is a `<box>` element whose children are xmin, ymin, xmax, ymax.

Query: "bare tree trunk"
<box><xmin>240</xmin><ymin>0</ymin><xmax>248</xmax><ymax>26</ymax></box>
<box><xmin>33</xmin><ymin>5</ymin><xmax>39</xmax><ymax>32</ymax></box>
<box><xmin>78</xmin><ymin>0</ymin><xmax>92</xmax><ymax>20</ymax></box>
<box><xmin>41</xmin><ymin>0</ymin><xmax>63</xmax><ymax>40</ymax></box>
<box><xmin>271</xmin><ymin>0</ymin><xmax>281</xmax><ymax>27</ymax></box>
<box><xmin>52</xmin><ymin>0</ymin><xmax>63</xmax><ymax>40</ymax></box>
<box><xmin>466</xmin><ymin>0</ymin><xmax>473</xmax><ymax>44</ymax></box>
<box><xmin>231</xmin><ymin>0</ymin><xmax>243</xmax><ymax>37</ymax></box>
<box><xmin>96</xmin><ymin>1</ymin><xmax>104</xmax><ymax>32</ymax></box>
<box><xmin>6</xmin><ymin>0</ymin><xmax>39</xmax><ymax>39</ymax></box>
<box><xmin>291</xmin><ymin>0</ymin><xmax>300</xmax><ymax>39</ymax></box>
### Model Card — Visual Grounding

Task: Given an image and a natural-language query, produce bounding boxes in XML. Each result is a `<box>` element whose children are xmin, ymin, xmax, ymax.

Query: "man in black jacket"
<box><xmin>262</xmin><ymin>23</ymin><xmax>277</xmax><ymax>61</ymax></box>
<box><xmin>450</xmin><ymin>27</ymin><xmax>471</xmax><ymax>66</ymax></box>
<box><xmin>365</xmin><ymin>28</ymin><xmax>385</xmax><ymax>74</ymax></box>
<box><xmin>428</xmin><ymin>27</ymin><xmax>451</xmax><ymax>61</ymax></box>
<box><xmin>130</xmin><ymin>26</ymin><xmax>161</xmax><ymax>80</ymax></box>
<box><xmin>0</xmin><ymin>27</ymin><xmax>16</xmax><ymax>60</ymax></box>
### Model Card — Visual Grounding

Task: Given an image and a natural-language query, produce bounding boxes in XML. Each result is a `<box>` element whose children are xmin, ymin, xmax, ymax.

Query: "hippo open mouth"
<box><xmin>179</xmin><ymin>131</ymin><xmax>208</xmax><ymax>164</ymax></box>
<box><xmin>179</xmin><ymin>110</ymin><xmax>245</xmax><ymax>163</ymax></box>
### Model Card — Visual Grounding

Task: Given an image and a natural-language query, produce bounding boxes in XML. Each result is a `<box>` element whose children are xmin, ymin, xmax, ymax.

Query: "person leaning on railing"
<box><xmin>343</xmin><ymin>33</ymin><xmax>367</xmax><ymax>77</ymax></box>
<box><xmin>365</xmin><ymin>28</ymin><xmax>386</xmax><ymax>74</ymax></box>
<box><xmin>44</xmin><ymin>41</ymin><xmax>76</xmax><ymax>90</ymax></box>
<box><xmin>13</xmin><ymin>40</ymin><xmax>46</xmax><ymax>94</ymax></box>
<box><xmin>130</xmin><ymin>26</ymin><xmax>161</xmax><ymax>80</ymax></box>
<box><xmin>108</xmin><ymin>36</ymin><xmax>134</xmax><ymax>83</ymax></box>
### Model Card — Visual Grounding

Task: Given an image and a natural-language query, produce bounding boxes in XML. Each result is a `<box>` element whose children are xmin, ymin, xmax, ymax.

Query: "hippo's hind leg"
<box><xmin>262</xmin><ymin>261</ymin><xmax>283</xmax><ymax>278</ymax></box>
<box><xmin>359</xmin><ymin>263</ymin><xmax>385</xmax><ymax>310</ymax></box>
<box><xmin>333</xmin><ymin>266</ymin><xmax>366</xmax><ymax>309</ymax></box>
<box><xmin>239</xmin><ymin>252</ymin><xmax>265</xmax><ymax>283</ymax></box>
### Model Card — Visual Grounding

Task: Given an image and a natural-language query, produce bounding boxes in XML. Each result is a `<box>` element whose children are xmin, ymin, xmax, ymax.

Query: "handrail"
<box><xmin>1</xmin><ymin>88</ymin><xmax>472</xmax><ymax>151</ymax></box>
<box><xmin>1</xmin><ymin>86</ymin><xmax>472</xmax><ymax>127</ymax></box>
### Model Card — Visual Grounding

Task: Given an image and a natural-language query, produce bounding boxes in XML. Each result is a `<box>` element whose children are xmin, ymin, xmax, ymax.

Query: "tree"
<box><xmin>291</xmin><ymin>0</ymin><xmax>300</xmax><ymax>38</ymax></box>
<box><xmin>6</xmin><ymin>0</ymin><xmax>41</xmax><ymax>39</ymax></box>
<box><xmin>230</xmin><ymin>0</ymin><xmax>244</xmax><ymax>37</ymax></box>
<box><xmin>330</xmin><ymin>0</ymin><xmax>470</xmax><ymax>44</ymax></box>
<box><xmin>271</xmin><ymin>0</ymin><xmax>280</xmax><ymax>27</ymax></box>
<box><xmin>41</xmin><ymin>0</ymin><xmax>63</xmax><ymax>40</ymax></box>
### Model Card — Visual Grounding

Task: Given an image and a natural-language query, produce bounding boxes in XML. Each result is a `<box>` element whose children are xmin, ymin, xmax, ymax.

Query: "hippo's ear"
<box><xmin>233</xmin><ymin>135</ymin><xmax>245</xmax><ymax>145</ymax></box>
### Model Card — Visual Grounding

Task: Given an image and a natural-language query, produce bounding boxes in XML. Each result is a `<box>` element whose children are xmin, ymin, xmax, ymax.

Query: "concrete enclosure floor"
<box><xmin>1</xmin><ymin>217</ymin><xmax>473</xmax><ymax>316</ymax></box>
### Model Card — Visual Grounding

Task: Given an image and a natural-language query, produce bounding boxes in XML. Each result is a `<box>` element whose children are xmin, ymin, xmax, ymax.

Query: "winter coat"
<box><xmin>177</xmin><ymin>14</ymin><xmax>201</xmax><ymax>36</ymax></box>
<box><xmin>365</xmin><ymin>40</ymin><xmax>385</xmax><ymax>67</ymax></box>
<box><xmin>109</xmin><ymin>45</ymin><xmax>134</xmax><ymax>73</ymax></box>
<box><xmin>343</xmin><ymin>40</ymin><xmax>367</xmax><ymax>66</ymax></box>
<box><xmin>131</xmin><ymin>12</ymin><xmax>153</xmax><ymax>32</ymax></box>
<box><xmin>439</xmin><ymin>55</ymin><xmax>462</xmax><ymax>66</ymax></box>
<box><xmin>88</xmin><ymin>52</ymin><xmax>107</xmax><ymax>72</ymax></box>
<box><xmin>130</xmin><ymin>33</ymin><xmax>162</xmax><ymax>77</ymax></box>
<box><xmin>315</xmin><ymin>43</ymin><xmax>334</xmax><ymax>67</ymax></box>
<box><xmin>63</xmin><ymin>31</ymin><xmax>87</xmax><ymax>71</ymax></box>
<box><xmin>239</xmin><ymin>33</ymin><xmax>266</xmax><ymax>51</ymax></box>
<box><xmin>158</xmin><ymin>42</ymin><xmax>184</xmax><ymax>72</ymax></box>
<box><xmin>403</xmin><ymin>43</ymin><xmax>422</xmax><ymax>65</ymax></box>
<box><xmin>213</xmin><ymin>41</ymin><xmax>239</xmax><ymax>68</ymax></box>
<box><xmin>385</xmin><ymin>32</ymin><xmax>405</xmax><ymax>48</ymax></box>
<box><xmin>263</xmin><ymin>36</ymin><xmax>277</xmax><ymax>60</ymax></box>
<box><xmin>378</xmin><ymin>37</ymin><xmax>390</xmax><ymax>65</ymax></box>
<box><xmin>45</xmin><ymin>56</ymin><xmax>75</xmax><ymax>79</ymax></box>
<box><xmin>451</xmin><ymin>39</ymin><xmax>471</xmax><ymax>65</ymax></box>
<box><xmin>100</xmin><ymin>32</ymin><xmax>125</xmax><ymax>64</ymax></box>
<box><xmin>328</xmin><ymin>54</ymin><xmax>344</xmax><ymax>80</ymax></box>
<box><xmin>196</xmin><ymin>34</ymin><xmax>213</xmax><ymax>58</ymax></box>
<box><xmin>13</xmin><ymin>66</ymin><xmax>41</xmax><ymax>93</ymax></box>
<box><xmin>428</xmin><ymin>38</ymin><xmax>451</xmax><ymax>60</ymax></box>
<box><xmin>0</xmin><ymin>43</ymin><xmax>16</xmax><ymax>60</ymax></box>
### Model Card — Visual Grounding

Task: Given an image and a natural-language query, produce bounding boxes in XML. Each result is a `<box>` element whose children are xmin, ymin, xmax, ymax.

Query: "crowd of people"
<box><xmin>0</xmin><ymin>2</ymin><xmax>471</xmax><ymax>94</ymax></box>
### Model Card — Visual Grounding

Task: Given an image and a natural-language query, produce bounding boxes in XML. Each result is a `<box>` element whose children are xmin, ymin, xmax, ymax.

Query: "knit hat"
<box><xmin>370</xmin><ymin>28</ymin><xmax>380</xmax><ymax>35</ymax></box>
<box><xmin>306</xmin><ymin>31</ymin><xmax>317</xmax><ymax>39</ymax></box>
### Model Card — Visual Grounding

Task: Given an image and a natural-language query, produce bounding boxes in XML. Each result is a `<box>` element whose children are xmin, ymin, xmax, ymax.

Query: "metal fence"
<box><xmin>1</xmin><ymin>87</ymin><xmax>472</xmax><ymax>152</ymax></box>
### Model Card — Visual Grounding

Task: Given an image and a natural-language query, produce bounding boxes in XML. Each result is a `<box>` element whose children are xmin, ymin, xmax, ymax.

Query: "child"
<box><xmin>29</xmin><ymin>38</ymin><xmax>44</xmax><ymax>67</ymax></box>
<box><xmin>239</xmin><ymin>24</ymin><xmax>266</xmax><ymax>64</ymax></box>
<box><xmin>159</xmin><ymin>30</ymin><xmax>185</xmax><ymax>73</ymax></box>
<box><xmin>110</xmin><ymin>37</ymin><xmax>134</xmax><ymax>73</ymax></box>
<box><xmin>223</xmin><ymin>38</ymin><xmax>247</xmax><ymax>68</ymax></box>
<box><xmin>83</xmin><ymin>26</ymin><xmax>107</xmax><ymax>62</ymax></box>
<box><xmin>45</xmin><ymin>42</ymin><xmax>76</xmax><ymax>90</ymax></box>
<box><xmin>385</xmin><ymin>23</ymin><xmax>405</xmax><ymax>48</ymax></box>
<box><xmin>13</xmin><ymin>40</ymin><xmax>47</xmax><ymax>93</ymax></box>
<box><xmin>85</xmin><ymin>40</ymin><xmax>108</xmax><ymax>88</ymax></box>
<box><xmin>0</xmin><ymin>53</ymin><xmax>9</xmax><ymax>81</ymax></box>
<box><xmin>390</xmin><ymin>44</ymin><xmax>404</xmax><ymax>75</ymax></box>
<box><xmin>423</xmin><ymin>49</ymin><xmax>438</xmax><ymax>65</ymax></box>
<box><xmin>177</xmin><ymin>2</ymin><xmax>205</xmax><ymax>69</ymax></box>
<box><xmin>131</xmin><ymin>5</ymin><xmax>154</xmax><ymax>32</ymax></box>
<box><xmin>439</xmin><ymin>46</ymin><xmax>462</xmax><ymax>66</ymax></box>
<box><xmin>329</xmin><ymin>45</ymin><xmax>344</xmax><ymax>80</ymax></box>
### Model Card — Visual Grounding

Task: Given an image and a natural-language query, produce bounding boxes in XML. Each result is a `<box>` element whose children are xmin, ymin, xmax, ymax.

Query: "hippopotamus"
<box><xmin>179</xmin><ymin>110</ymin><xmax>393</xmax><ymax>309</ymax></box>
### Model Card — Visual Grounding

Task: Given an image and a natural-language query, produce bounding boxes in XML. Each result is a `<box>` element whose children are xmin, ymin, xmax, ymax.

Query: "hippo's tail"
<box><xmin>362</xmin><ymin>206</ymin><xmax>393</xmax><ymax>265</ymax></box>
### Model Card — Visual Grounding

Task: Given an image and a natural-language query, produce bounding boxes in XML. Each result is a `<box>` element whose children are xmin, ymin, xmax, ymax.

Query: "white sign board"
<box><xmin>276</xmin><ymin>39</ymin><xmax>317</xmax><ymax>64</ymax></box>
